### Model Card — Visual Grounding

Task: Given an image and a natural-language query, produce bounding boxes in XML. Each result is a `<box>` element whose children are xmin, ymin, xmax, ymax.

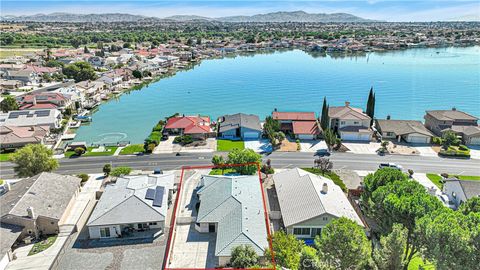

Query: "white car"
<box><xmin>379</xmin><ymin>163</ymin><xmax>403</xmax><ymax>171</ymax></box>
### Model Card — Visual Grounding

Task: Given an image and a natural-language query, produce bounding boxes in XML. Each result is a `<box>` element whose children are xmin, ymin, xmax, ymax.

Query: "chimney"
<box><xmin>5</xmin><ymin>182</ymin><xmax>11</xmax><ymax>192</ymax></box>
<box><xmin>345</xmin><ymin>101</ymin><xmax>350</xmax><ymax>107</ymax></box>
<box><xmin>386</xmin><ymin>115</ymin><xmax>391</xmax><ymax>120</ymax></box>
<box><xmin>321</xmin><ymin>183</ymin><xmax>328</xmax><ymax>194</ymax></box>
<box><xmin>26</xmin><ymin>207</ymin><xmax>36</xmax><ymax>219</ymax></box>
<box><xmin>452</xmin><ymin>107</ymin><xmax>457</xmax><ymax>111</ymax></box>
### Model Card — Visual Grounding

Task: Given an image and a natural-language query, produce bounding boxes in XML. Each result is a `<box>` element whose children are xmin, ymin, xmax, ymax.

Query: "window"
<box><xmin>323</xmin><ymin>217</ymin><xmax>328</xmax><ymax>221</ymax></box>
<box><xmin>311</xmin><ymin>228</ymin><xmax>322</xmax><ymax>237</ymax></box>
<box><xmin>100</xmin><ymin>227</ymin><xmax>110</xmax><ymax>238</ymax></box>
<box><xmin>340</xmin><ymin>121</ymin><xmax>346</xmax><ymax>125</ymax></box>
<box><xmin>149</xmin><ymin>222</ymin><xmax>157</xmax><ymax>226</ymax></box>
<box><xmin>354</xmin><ymin>121</ymin><xmax>359</xmax><ymax>124</ymax></box>
<box><xmin>293</xmin><ymin>227</ymin><xmax>310</xmax><ymax>235</ymax></box>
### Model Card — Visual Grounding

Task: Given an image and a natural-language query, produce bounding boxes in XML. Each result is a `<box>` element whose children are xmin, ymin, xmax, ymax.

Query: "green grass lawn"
<box><xmin>301</xmin><ymin>168</ymin><xmax>347</xmax><ymax>192</ymax></box>
<box><xmin>408</xmin><ymin>253</ymin><xmax>435</xmax><ymax>270</ymax></box>
<box><xmin>0</xmin><ymin>179</ymin><xmax>4</xmax><ymax>185</ymax></box>
<box><xmin>426</xmin><ymin>173</ymin><xmax>443</xmax><ymax>189</ymax></box>
<box><xmin>66</xmin><ymin>146</ymin><xmax>118</xmax><ymax>158</ymax></box>
<box><xmin>455</xmin><ymin>175</ymin><xmax>480</xmax><ymax>181</ymax></box>
<box><xmin>28</xmin><ymin>235</ymin><xmax>57</xmax><ymax>256</ymax></box>
<box><xmin>120</xmin><ymin>144</ymin><xmax>145</xmax><ymax>155</ymax></box>
<box><xmin>209</xmin><ymin>168</ymin><xmax>238</xmax><ymax>175</ymax></box>
<box><xmin>217</xmin><ymin>140</ymin><xmax>245</xmax><ymax>151</ymax></box>
<box><xmin>0</xmin><ymin>152</ymin><xmax>13</xmax><ymax>162</ymax></box>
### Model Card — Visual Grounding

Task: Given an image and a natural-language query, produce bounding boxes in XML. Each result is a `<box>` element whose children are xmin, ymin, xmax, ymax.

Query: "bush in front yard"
<box><xmin>111</xmin><ymin>166</ymin><xmax>132</xmax><ymax>177</ymax></box>
<box><xmin>432</xmin><ymin>137</ymin><xmax>443</xmax><ymax>145</ymax></box>
<box><xmin>459</xmin><ymin>145</ymin><xmax>469</xmax><ymax>151</ymax></box>
<box><xmin>439</xmin><ymin>146</ymin><xmax>470</xmax><ymax>158</ymax></box>
<box><xmin>173</xmin><ymin>135</ymin><xmax>194</xmax><ymax>145</ymax></box>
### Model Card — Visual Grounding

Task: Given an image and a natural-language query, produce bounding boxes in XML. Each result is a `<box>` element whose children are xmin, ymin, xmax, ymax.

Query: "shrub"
<box><xmin>459</xmin><ymin>145</ymin><xmax>469</xmax><ymax>151</ymax></box>
<box><xmin>145</xmin><ymin>143</ymin><xmax>156</xmax><ymax>153</ymax></box>
<box><xmin>173</xmin><ymin>135</ymin><xmax>194</xmax><ymax>145</ymax></box>
<box><xmin>103</xmin><ymin>164</ymin><xmax>112</xmax><ymax>176</ymax></box>
<box><xmin>432</xmin><ymin>137</ymin><xmax>443</xmax><ymax>145</ymax></box>
<box><xmin>77</xmin><ymin>173</ymin><xmax>89</xmax><ymax>183</ymax></box>
<box><xmin>111</xmin><ymin>166</ymin><xmax>132</xmax><ymax>177</ymax></box>
<box><xmin>74</xmin><ymin>147</ymin><xmax>85</xmax><ymax>156</ymax></box>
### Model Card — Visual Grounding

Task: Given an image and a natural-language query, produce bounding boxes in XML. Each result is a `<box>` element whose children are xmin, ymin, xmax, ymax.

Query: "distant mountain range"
<box><xmin>1</xmin><ymin>11</ymin><xmax>375</xmax><ymax>23</ymax></box>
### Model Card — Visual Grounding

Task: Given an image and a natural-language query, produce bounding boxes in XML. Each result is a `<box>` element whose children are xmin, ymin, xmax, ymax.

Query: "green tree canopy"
<box><xmin>299</xmin><ymin>246</ymin><xmax>320</xmax><ymax>270</ymax></box>
<box><xmin>10</xmin><ymin>144</ymin><xmax>59</xmax><ymax>177</ymax></box>
<box><xmin>320</xmin><ymin>97</ymin><xmax>329</xmax><ymax>131</ymax></box>
<box><xmin>0</xmin><ymin>96</ymin><xmax>19</xmax><ymax>112</ymax></box>
<box><xmin>267</xmin><ymin>231</ymin><xmax>305</xmax><ymax>270</ymax></box>
<box><xmin>373</xmin><ymin>223</ymin><xmax>408</xmax><ymax>270</ymax></box>
<box><xmin>442</xmin><ymin>130</ymin><xmax>460</xmax><ymax>148</ymax></box>
<box><xmin>459</xmin><ymin>197</ymin><xmax>480</xmax><ymax>214</ymax></box>
<box><xmin>315</xmin><ymin>217</ymin><xmax>371</xmax><ymax>270</ymax></box>
<box><xmin>227</xmin><ymin>148</ymin><xmax>261</xmax><ymax>175</ymax></box>
<box><xmin>230</xmin><ymin>245</ymin><xmax>259</xmax><ymax>268</ymax></box>
<box><xmin>62</xmin><ymin>61</ymin><xmax>97</xmax><ymax>82</ymax></box>
<box><xmin>361</xmin><ymin>167</ymin><xmax>407</xmax><ymax>203</ymax></box>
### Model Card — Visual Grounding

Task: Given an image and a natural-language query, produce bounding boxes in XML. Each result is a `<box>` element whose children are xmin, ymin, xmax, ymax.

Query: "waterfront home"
<box><xmin>272</xmin><ymin>111</ymin><xmax>318</xmax><ymax>138</ymax></box>
<box><xmin>17</xmin><ymin>92</ymin><xmax>73</xmax><ymax>111</ymax></box>
<box><xmin>0</xmin><ymin>173</ymin><xmax>81</xmax><ymax>264</ymax></box>
<box><xmin>86</xmin><ymin>174</ymin><xmax>174</xmax><ymax>239</ymax></box>
<box><xmin>0</xmin><ymin>125</ymin><xmax>49</xmax><ymax>150</ymax></box>
<box><xmin>443</xmin><ymin>178</ymin><xmax>480</xmax><ymax>209</ymax></box>
<box><xmin>375</xmin><ymin>119</ymin><xmax>434</xmax><ymax>144</ymax></box>
<box><xmin>98</xmin><ymin>72</ymin><xmax>123</xmax><ymax>87</ymax></box>
<box><xmin>0</xmin><ymin>109</ymin><xmax>62</xmax><ymax>129</ymax></box>
<box><xmin>164</xmin><ymin>115</ymin><xmax>214</xmax><ymax>140</ymax></box>
<box><xmin>424</xmin><ymin>109</ymin><xmax>480</xmax><ymax>145</ymax></box>
<box><xmin>272</xmin><ymin>168</ymin><xmax>363</xmax><ymax>241</ymax></box>
<box><xmin>217</xmin><ymin>113</ymin><xmax>262</xmax><ymax>140</ymax></box>
<box><xmin>195</xmin><ymin>175</ymin><xmax>268</xmax><ymax>266</ymax></box>
<box><xmin>328</xmin><ymin>102</ymin><xmax>372</xmax><ymax>141</ymax></box>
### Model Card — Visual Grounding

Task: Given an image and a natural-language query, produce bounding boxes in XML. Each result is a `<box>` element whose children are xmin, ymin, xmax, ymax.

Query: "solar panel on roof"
<box><xmin>153</xmin><ymin>186</ymin><xmax>165</xmax><ymax>207</ymax></box>
<box><xmin>145</xmin><ymin>188</ymin><xmax>155</xmax><ymax>200</ymax></box>
<box><xmin>35</xmin><ymin>110</ymin><xmax>50</xmax><ymax>117</ymax></box>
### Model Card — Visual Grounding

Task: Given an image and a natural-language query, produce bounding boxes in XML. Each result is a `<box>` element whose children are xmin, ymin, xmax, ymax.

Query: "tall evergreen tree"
<box><xmin>366</xmin><ymin>87</ymin><xmax>375</xmax><ymax>124</ymax></box>
<box><xmin>320</xmin><ymin>97</ymin><xmax>329</xmax><ymax>131</ymax></box>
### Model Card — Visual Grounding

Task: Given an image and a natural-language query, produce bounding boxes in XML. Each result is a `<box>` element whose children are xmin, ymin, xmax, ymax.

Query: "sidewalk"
<box><xmin>6</xmin><ymin>175</ymin><xmax>103</xmax><ymax>270</ymax></box>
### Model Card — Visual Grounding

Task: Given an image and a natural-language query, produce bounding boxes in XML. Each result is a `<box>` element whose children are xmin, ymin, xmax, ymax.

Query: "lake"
<box><xmin>74</xmin><ymin>46</ymin><xmax>480</xmax><ymax>144</ymax></box>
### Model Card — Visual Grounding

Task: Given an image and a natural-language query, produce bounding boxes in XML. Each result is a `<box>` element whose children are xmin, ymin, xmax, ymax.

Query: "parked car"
<box><xmin>379</xmin><ymin>163</ymin><xmax>403</xmax><ymax>171</ymax></box>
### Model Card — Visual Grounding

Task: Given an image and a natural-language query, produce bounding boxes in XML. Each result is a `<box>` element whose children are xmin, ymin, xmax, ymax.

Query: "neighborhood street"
<box><xmin>1</xmin><ymin>151</ymin><xmax>479</xmax><ymax>179</ymax></box>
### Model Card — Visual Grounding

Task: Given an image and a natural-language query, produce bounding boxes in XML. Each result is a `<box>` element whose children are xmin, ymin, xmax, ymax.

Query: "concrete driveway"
<box><xmin>299</xmin><ymin>140</ymin><xmax>327</xmax><ymax>153</ymax></box>
<box><xmin>343</xmin><ymin>142</ymin><xmax>380</xmax><ymax>154</ymax></box>
<box><xmin>244</xmin><ymin>139</ymin><xmax>272</xmax><ymax>153</ymax></box>
<box><xmin>412</xmin><ymin>144</ymin><xmax>438</xmax><ymax>157</ymax></box>
<box><xmin>468</xmin><ymin>145</ymin><xmax>480</xmax><ymax>160</ymax></box>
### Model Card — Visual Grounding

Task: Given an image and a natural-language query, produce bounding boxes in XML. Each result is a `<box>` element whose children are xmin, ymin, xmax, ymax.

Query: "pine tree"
<box><xmin>320</xmin><ymin>97</ymin><xmax>329</xmax><ymax>131</ymax></box>
<box><xmin>366</xmin><ymin>87</ymin><xmax>375</xmax><ymax>125</ymax></box>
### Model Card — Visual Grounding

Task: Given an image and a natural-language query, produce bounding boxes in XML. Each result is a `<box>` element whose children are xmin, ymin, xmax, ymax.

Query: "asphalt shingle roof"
<box><xmin>329</xmin><ymin>106</ymin><xmax>370</xmax><ymax>120</ymax></box>
<box><xmin>426</xmin><ymin>110</ymin><xmax>478</xmax><ymax>121</ymax></box>
<box><xmin>376</xmin><ymin>119</ymin><xmax>434</xmax><ymax>137</ymax></box>
<box><xmin>218</xmin><ymin>113</ymin><xmax>262</xmax><ymax>133</ymax></box>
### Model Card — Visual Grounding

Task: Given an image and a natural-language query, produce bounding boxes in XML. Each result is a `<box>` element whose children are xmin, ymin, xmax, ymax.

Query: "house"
<box><xmin>375</xmin><ymin>119</ymin><xmax>434</xmax><ymax>144</ymax></box>
<box><xmin>17</xmin><ymin>92</ymin><xmax>73</xmax><ymax>111</ymax></box>
<box><xmin>329</xmin><ymin>102</ymin><xmax>372</xmax><ymax>141</ymax></box>
<box><xmin>0</xmin><ymin>173</ymin><xmax>81</xmax><ymax>264</ymax></box>
<box><xmin>164</xmin><ymin>115</ymin><xmax>214</xmax><ymax>139</ymax></box>
<box><xmin>0</xmin><ymin>79</ymin><xmax>23</xmax><ymax>90</ymax></box>
<box><xmin>424</xmin><ymin>109</ymin><xmax>480</xmax><ymax>145</ymax></box>
<box><xmin>86</xmin><ymin>174</ymin><xmax>174</xmax><ymax>239</ymax></box>
<box><xmin>272</xmin><ymin>111</ymin><xmax>319</xmax><ymax>138</ymax></box>
<box><xmin>0</xmin><ymin>125</ymin><xmax>49</xmax><ymax>150</ymax></box>
<box><xmin>5</xmin><ymin>70</ymin><xmax>38</xmax><ymax>85</ymax></box>
<box><xmin>217</xmin><ymin>113</ymin><xmax>262</xmax><ymax>140</ymax></box>
<box><xmin>443</xmin><ymin>178</ymin><xmax>480</xmax><ymax>209</ymax></box>
<box><xmin>195</xmin><ymin>175</ymin><xmax>269</xmax><ymax>266</ymax></box>
<box><xmin>272</xmin><ymin>168</ymin><xmax>363</xmax><ymax>240</ymax></box>
<box><xmin>0</xmin><ymin>109</ymin><xmax>62</xmax><ymax>129</ymax></box>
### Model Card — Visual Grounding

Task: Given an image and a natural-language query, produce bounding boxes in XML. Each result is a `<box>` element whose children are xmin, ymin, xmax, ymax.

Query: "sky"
<box><xmin>1</xmin><ymin>1</ymin><xmax>479</xmax><ymax>22</ymax></box>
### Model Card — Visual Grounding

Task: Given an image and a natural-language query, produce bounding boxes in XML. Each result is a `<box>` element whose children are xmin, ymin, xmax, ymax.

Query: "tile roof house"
<box><xmin>329</xmin><ymin>102</ymin><xmax>372</xmax><ymax>141</ymax></box>
<box><xmin>195</xmin><ymin>175</ymin><xmax>269</xmax><ymax>266</ymax></box>
<box><xmin>375</xmin><ymin>119</ymin><xmax>434</xmax><ymax>144</ymax></box>
<box><xmin>17</xmin><ymin>92</ymin><xmax>72</xmax><ymax>110</ymax></box>
<box><xmin>272</xmin><ymin>111</ymin><xmax>319</xmax><ymax>139</ymax></box>
<box><xmin>424</xmin><ymin>109</ymin><xmax>480</xmax><ymax>145</ymax></box>
<box><xmin>272</xmin><ymin>168</ymin><xmax>363</xmax><ymax>240</ymax></box>
<box><xmin>5</xmin><ymin>70</ymin><xmax>38</xmax><ymax>84</ymax></box>
<box><xmin>0</xmin><ymin>173</ymin><xmax>81</xmax><ymax>262</ymax></box>
<box><xmin>443</xmin><ymin>178</ymin><xmax>480</xmax><ymax>209</ymax></box>
<box><xmin>86</xmin><ymin>174</ymin><xmax>174</xmax><ymax>239</ymax></box>
<box><xmin>164</xmin><ymin>115</ymin><xmax>214</xmax><ymax>139</ymax></box>
<box><xmin>0</xmin><ymin>125</ymin><xmax>49</xmax><ymax>150</ymax></box>
<box><xmin>217</xmin><ymin>113</ymin><xmax>262</xmax><ymax>140</ymax></box>
<box><xmin>0</xmin><ymin>109</ymin><xmax>62</xmax><ymax>129</ymax></box>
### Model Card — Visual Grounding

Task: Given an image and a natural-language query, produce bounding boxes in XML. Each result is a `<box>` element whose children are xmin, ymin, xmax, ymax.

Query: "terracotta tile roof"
<box><xmin>272</xmin><ymin>111</ymin><xmax>316</xmax><ymax>121</ymax></box>
<box><xmin>165</xmin><ymin>116</ymin><xmax>212</xmax><ymax>134</ymax></box>
<box><xmin>292</xmin><ymin>121</ymin><xmax>320</xmax><ymax>135</ymax></box>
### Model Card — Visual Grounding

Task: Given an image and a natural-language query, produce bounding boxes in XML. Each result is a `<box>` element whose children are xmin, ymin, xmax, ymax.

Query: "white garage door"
<box><xmin>470</xmin><ymin>137</ymin><xmax>480</xmax><ymax>145</ymax></box>
<box><xmin>408</xmin><ymin>135</ymin><xmax>429</xmax><ymax>144</ymax></box>
<box><xmin>243</xmin><ymin>132</ymin><xmax>259</xmax><ymax>140</ymax></box>
<box><xmin>341</xmin><ymin>133</ymin><xmax>370</xmax><ymax>141</ymax></box>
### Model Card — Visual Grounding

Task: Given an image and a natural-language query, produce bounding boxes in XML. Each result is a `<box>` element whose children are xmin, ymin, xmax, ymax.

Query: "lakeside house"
<box><xmin>375</xmin><ymin>119</ymin><xmax>434</xmax><ymax>144</ymax></box>
<box><xmin>328</xmin><ymin>102</ymin><xmax>372</xmax><ymax>141</ymax></box>
<box><xmin>0</xmin><ymin>109</ymin><xmax>62</xmax><ymax>129</ymax></box>
<box><xmin>272</xmin><ymin>168</ymin><xmax>363</xmax><ymax>240</ymax></box>
<box><xmin>443</xmin><ymin>178</ymin><xmax>480</xmax><ymax>209</ymax></box>
<box><xmin>195</xmin><ymin>175</ymin><xmax>268</xmax><ymax>266</ymax></box>
<box><xmin>0</xmin><ymin>125</ymin><xmax>50</xmax><ymax>151</ymax></box>
<box><xmin>164</xmin><ymin>115</ymin><xmax>214</xmax><ymax>140</ymax></box>
<box><xmin>86</xmin><ymin>174</ymin><xmax>174</xmax><ymax>239</ymax></box>
<box><xmin>17</xmin><ymin>92</ymin><xmax>73</xmax><ymax>111</ymax></box>
<box><xmin>272</xmin><ymin>111</ymin><xmax>320</xmax><ymax>139</ymax></box>
<box><xmin>217</xmin><ymin>113</ymin><xmax>262</xmax><ymax>140</ymax></box>
<box><xmin>0</xmin><ymin>173</ymin><xmax>81</xmax><ymax>265</ymax></box>
<box><xmin>424</xmin><ymin>109</ymin><xmax>480</xmax><ymax>145</ymax></box>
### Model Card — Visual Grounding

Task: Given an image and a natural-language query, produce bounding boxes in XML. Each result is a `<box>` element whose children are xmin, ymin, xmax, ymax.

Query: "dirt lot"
<box><xmin>279</xmin><ymin>140</ymin><xmax>298</xmax><ymax>151</ymax></box>
<box><xmin>387</xmin><ymin>143</ymin><xmax>419</xmax><ymax>155</ymax></box>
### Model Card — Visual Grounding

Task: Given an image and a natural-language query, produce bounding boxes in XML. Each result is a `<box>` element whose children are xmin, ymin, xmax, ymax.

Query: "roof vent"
<box><xmin>321</xmin><ymin>183</ymin><xmax>328</xmax><ymax>194</ymax></box>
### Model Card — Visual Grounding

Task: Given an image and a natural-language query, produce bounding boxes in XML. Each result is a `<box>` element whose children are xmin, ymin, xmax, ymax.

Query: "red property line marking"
<box><xmin>163</xmin><ymin>163</ymin><xmax>276</xmax><ymax>270</ymax></box>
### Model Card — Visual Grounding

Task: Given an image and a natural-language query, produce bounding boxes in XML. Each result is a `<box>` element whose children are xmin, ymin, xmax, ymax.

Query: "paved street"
<box><xmin>1</xmin><ymin>151</ymin><xmax>479</xmax><ymax>179</ymax></box>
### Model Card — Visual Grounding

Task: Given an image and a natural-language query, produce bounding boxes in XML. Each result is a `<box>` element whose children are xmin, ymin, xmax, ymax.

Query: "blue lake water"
<box><xmin>75</xmin><ymin>46</ymin><xmax>480</xmax><ymax>144</ymax></box>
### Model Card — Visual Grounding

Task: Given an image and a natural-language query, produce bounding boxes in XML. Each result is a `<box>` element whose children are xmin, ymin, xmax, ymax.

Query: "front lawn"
<box><xmin>301</xmin><ymin>168</ymin><xmax>347</xmax><ymax>192</ymax></box>
<box><xmin>426</xmin><ymin>173</ymin><xmax>443</xmax><ymax>189</ymax></box>
<box><xmin>66</xmin><ymin>146</ymin><xmax>118</xmax><ymax>157</ymax></box>
<box><xmin>120</xmin><ymin>144</ymin><xmax>145</xmax><ymax>155</ymax></box>
<box><xmin>28</xmin><ymin>235</ymin><xmax>57</xmax><ymax>256</ymax></box>
<box><xmin>217</xmin><ymin>140</ymin><xmax>245</xmax><ymax>151</ymax></box>
<box><xmin>209</xmin><ymin>168</ymin><xmax>238</xmax><ymax>175</ymax></box>
<box><xmin>0</xmin><ymin>152</ymin><xmax>13</xmax><ymax>162</ymax></box>
<box><xmin>455</xmin><ymin>175</ymin><xmax>480</xmax><ymax>181</ymax></box>
<box><xmin>438</xmin><ymin>145</ymin><xmax>470</xmax><ymax>158</ymax></box>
